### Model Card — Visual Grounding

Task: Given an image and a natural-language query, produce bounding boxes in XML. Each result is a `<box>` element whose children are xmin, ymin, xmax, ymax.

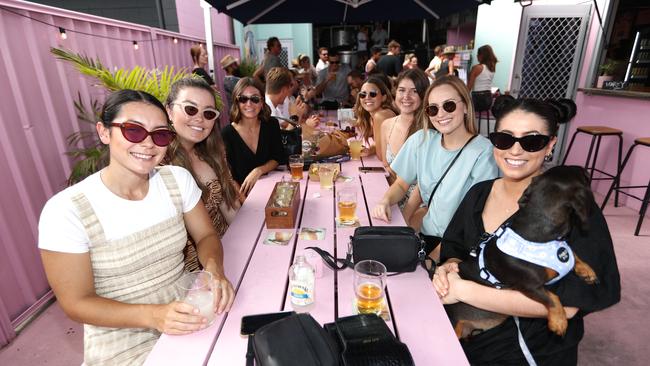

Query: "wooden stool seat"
<box><xmin>576</xmin><ymin>126</ymin><xmax>623</xmax><ymax>136</ymax></box>
<box><xmin>601</xmin><ymin>137</ymin><xmax>650</xmax><ymax>236</ymax></box>
<box><xmin>635</xmin><ymin>137</ymin><xmax>650</xmax><ymax>147</ymax></box>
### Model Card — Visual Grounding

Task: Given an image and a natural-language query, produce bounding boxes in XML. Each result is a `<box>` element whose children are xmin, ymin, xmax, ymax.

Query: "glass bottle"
<box><xmin>288</xmin><ymin>255</ymin><xmax>315</xmax><ymax>312</ymax></box>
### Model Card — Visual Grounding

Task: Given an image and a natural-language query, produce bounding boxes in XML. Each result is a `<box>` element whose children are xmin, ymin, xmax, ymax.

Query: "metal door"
<box><xmin>510</xmin><ymin>4</ymin><xmax>592</xmax><ymax>162</ymax></box>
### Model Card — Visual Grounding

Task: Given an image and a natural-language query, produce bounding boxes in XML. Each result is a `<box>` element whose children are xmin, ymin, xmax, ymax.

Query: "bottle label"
<box><xmin>290</xmin><ymin>281</ymin><xmax>314</xmax><ymax>306</ymax></box>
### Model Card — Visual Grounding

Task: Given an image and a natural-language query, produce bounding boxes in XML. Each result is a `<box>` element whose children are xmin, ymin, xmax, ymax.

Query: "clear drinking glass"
<box><xmin>318</xmin><ymin>166</ymin><xmax>334</xmax><ymax>190</ymax></box>
<box><xmin>353</xmin><ymin>260</ymin><xmax>386</xmax><ymax>315</ymax></box>
<box><xmin>289</xmin><ymin>154</ymin><xmax>304</xmax><ymax>181</ymax></box>
<box><xmin>337</xmin><ymin>188</ymin><xmax>357</xmax><ymax>223</ymax></box>
<box><xmin>349</xmin><ymin>139</ymin><xmax>363</xmax><ymax>160</ymax></box>
<box><xmin>175</xmin><ymin>271</ymin><xmax>215</xmax><ymax>325</ymax></box>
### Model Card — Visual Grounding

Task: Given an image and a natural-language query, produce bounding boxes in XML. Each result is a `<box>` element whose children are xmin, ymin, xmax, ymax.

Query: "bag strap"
<box><xmin>306</xmin><ymin>246</ymin><xmax>353</xmax><ymax>270</ymax></box>
<box><xmin>426</xmin><ymin>134</ymin><xmax>478</xmax><ymax>208</ymax></box>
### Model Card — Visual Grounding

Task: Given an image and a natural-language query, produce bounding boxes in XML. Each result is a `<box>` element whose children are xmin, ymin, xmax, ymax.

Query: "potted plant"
<box><xmin>597</xmin><ymin>59</ymin><xmax>621</xmax><ymax>88</ymax></box>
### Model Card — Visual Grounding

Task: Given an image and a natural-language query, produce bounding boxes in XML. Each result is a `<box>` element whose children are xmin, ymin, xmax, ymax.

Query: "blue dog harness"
<box><xmin>475</xmin><ymin>226</ymin><xmax>575</xmax><ymax>288</ymax></box>
<box><xmin>473</xmin><ymin>225</ymin><xmax>576</xmax><ymax>366</ymax></box>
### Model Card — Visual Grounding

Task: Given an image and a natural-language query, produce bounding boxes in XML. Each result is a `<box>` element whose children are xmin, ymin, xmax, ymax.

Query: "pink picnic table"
<box><xmin>145</xmin><ymin>155</ymin><xmax>468</xmax><ymax>366</ymax></box>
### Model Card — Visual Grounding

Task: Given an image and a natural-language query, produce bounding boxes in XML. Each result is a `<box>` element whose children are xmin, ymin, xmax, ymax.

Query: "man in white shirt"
<box><xmin>265</xmin><ymin>67</ymin><xmax>294</xmax><ymax>120</ymax></box>
<box><xmin>315</xmin><ymin>47</ymin><xmax>329</xmax><ymax>72</ymax></box>
<box><xmin>371</xmin><ymin>23</ymin><xmax>388</xmax><ymax>48</ymax></box>
<box><xmin>425</xmin><ymin>45</ymin><xmax>444</xmax><ymax>80</ymax></box>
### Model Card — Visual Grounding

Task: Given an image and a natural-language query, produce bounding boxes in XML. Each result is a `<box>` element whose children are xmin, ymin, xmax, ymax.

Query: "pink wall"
<box><xmin>0</xmin><ymin>0</ymin><xmax>238</xmax><ymax>346</ymax></box>
<box><xmin>446</xmin><ymin>23</ymin><xmax>476</xmax><ymax>47</ymax></box>
<box><xmin>564</xmin><ymin>0</ymin><xmax>650</xmax><ymax>215</ymax></box>
<box><xmin>175</xmin><ymin>0</ymin><xmax>234</xmax><ymax>45</ymax></box>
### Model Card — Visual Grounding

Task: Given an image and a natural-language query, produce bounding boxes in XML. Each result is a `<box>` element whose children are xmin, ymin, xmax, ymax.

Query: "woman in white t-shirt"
<box><xmin>467</xmin><ymin>45</ymin><xmax>498</xmax><ymax>113</ymax></box>
<box><xmin>38</xmin><ymin>89</ymin><xmax>235</xmax><ymax>365</ymax></box>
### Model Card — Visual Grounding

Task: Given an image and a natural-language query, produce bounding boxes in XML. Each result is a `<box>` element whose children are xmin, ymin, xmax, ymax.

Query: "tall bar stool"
<box><xmin>476</xmin><ymin>110</ymin><xmax>492</xmax><ymax>135</ymax></box>
<box><xmin>601</xmin><ymin>137</ymin><xmax>650</xmax><ymax>236</ymax></box>
<box><xmin>561</xmin><ymin>125</ymin><xmax>623</xmax><ymax>204</ymax></box>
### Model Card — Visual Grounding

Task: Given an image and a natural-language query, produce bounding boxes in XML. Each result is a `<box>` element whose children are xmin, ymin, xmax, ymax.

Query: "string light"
<box><xmin>59</xmin><ymin>27</ymin><xmax>67</xmax><ymax>40</ymax></box>
<box><xmin>133</xmin><ymin>41</ymin><xmax>139</xmax><ymax>50</ymax></box>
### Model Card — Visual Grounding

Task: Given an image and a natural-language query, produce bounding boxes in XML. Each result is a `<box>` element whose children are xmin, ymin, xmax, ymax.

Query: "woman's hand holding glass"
<box><xmin>152</xmin><ymin>301</ymin><xmax>209</xmax><ymax>335</ymax></box>
<box><xmin>210</xmin><ymin>272</ymin><xmax>235</xmax><ymax>315</ymax></box>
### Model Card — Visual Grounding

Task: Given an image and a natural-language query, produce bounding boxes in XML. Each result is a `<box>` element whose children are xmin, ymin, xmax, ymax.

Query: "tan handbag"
<box><xmin>302</xmin><ymin>125</ymin><xmax>349</xmax><ymax>159</ymax></box>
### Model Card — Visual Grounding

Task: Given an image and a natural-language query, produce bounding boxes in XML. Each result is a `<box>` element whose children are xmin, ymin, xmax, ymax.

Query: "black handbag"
<box><xmin>280</xmin><ymin>127</ymin><xmax>302</xmax><ymax>163</ymax></box>
<box><xmin>307</xmin><ymin>226</ymin><xmax>432</xmax><ymax>277</ymax></box>
<box><xmin>252</xmin><ymin>313</ymin><xmax>340</xmax><ymax>366</ymax></box>
<box><xmin>251</xmin><ymin>313</ymin><xmax>414</xmax><ymax>366</ymax></box>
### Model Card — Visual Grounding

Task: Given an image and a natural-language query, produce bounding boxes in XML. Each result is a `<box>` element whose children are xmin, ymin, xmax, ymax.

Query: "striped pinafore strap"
<box><xmin>71</xmin><ymin>167</ymin><xmax>188</xmax><ymax>366</ymax></box>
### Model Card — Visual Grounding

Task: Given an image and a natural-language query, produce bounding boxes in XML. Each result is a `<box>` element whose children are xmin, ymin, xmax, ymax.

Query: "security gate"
<box><xmin>510</xmin><ymin>4</ymin><xmax>592</xmax><ymax>162</ymax></box>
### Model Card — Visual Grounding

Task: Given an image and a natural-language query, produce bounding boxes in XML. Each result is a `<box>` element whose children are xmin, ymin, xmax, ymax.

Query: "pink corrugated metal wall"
<box><xmin>0</xmin><ymin>0</ymin><xmax>239</xmax><ymax>346</ymax></box>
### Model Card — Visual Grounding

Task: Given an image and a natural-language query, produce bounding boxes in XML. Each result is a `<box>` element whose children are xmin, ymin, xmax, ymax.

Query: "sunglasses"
<box><xmin>358</xmin><ymin>91</ymin><xmax>378</xmax><ymax>99</ymax></box>
<box><xmin>425</xmin><ymin>100</ymin><xmax>460</xmax><ymax>117</ymax></box>
<box><xmin>237</xmin><ymin>94</ymin><xmax>262</xmax><ymax>104</ymax></box>
<box><xmin>329</xmin><ymin>60</ymin><xmax>341</xmax><ymax>65</ymax></box>
<box><xmin>488</xmin><ymin>132</ymin><xmax>551</xmax><ymax>152</ymax></box>
<box><xmin>110</xmin><ymin>122</ymin><xmax>176</xmax><ymax>147</ymax></box>
<box><xmin>174</xmin><ymin>103</ymin><xmax>219</xmax><ymax>120</ymax></box>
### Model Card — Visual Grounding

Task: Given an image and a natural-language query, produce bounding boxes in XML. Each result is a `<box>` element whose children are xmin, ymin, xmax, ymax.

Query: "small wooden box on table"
<box><xmin>265</xmin><ymin>181</ymin><xmax>301</xmax><ymax>228</ymax></box>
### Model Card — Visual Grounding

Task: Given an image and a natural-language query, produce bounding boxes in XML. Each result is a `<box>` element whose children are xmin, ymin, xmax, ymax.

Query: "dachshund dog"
<box><xmin>446</xmin><ymin>166</ymin><xmax>599</xmax><ymax>339</ymax></box>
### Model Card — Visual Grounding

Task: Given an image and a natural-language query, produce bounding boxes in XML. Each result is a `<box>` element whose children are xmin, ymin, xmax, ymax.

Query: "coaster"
<box><xmin>352</xmin><ymin>298</ymin><xmax>391</xmax><ymax>321</ymax></box>
<box><xmin>336</xmin><ymin>175</ymin><xmax>354</xmax><ymax>183</ymax></box>
<box><xmin>299</xmin><ymin>227</ymin><xmax>326</xmax><ymax>240</ymax></box>
<box><xmin>335</xmin><ymin>216</ymin><xmax>360</xmax><ymax>228</ymax></box>
<box><xmin>263</xmin><ymin>231</ymin><xmax>293</xmax><ymax>246</ymax></box>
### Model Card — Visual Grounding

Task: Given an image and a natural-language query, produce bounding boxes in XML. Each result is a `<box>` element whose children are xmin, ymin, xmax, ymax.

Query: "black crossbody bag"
<box><xmin>420</xmin><ymin>134</ymin><xmax>477</xmax><ymax>254</ymax></box>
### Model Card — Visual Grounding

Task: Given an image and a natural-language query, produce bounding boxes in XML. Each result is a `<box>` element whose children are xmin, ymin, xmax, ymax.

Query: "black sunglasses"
<box><xmin>110</xmin><ymin>122</ymin><xmax>176</xmax><ymax>147</ymax></box>
<box><xmin>174</xmin><ymin>103</ymin><xmax>219</xmax><ymax>120</ymax></box>
<box><xmin>489</xmin><ymin>132</ymin><xmax>551</xmax><ymax>152</ymax></box>
<box><xmin>425</xmin><ymin>100</ymin><xmax>460</xmax><ymax>117</ymax></box>
<box><xmin>329</xmin><ymin>60</ymin><xmax>341</xmax><ymax>65</ymax></box>
<box><xmin>237</xmin><ymin>94</ymin><xmax>262</xmax><ymax>104</ymax></box>
<box><xmin>358</xmin><ymin>91</ymin><xmax>378</xmax><ymax>99</ymax></box>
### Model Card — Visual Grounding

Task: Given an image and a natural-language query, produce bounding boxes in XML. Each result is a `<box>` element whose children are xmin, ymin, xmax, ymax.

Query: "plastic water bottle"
<box><xmin>289</xmin><ymin>255</ymin><xmax>315</xmax><ymax>312</ymax></box>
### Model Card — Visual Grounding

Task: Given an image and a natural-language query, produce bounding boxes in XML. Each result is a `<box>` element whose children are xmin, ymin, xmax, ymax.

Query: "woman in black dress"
<box><xmin>221</xmin><ymin>77</ymin><xmax>283</xmax><ymax>196</ymax></box>
<box><xmin>433</xmin><ymin>98</ymin><xmax>620</xmax><ymax>365</ymax></box>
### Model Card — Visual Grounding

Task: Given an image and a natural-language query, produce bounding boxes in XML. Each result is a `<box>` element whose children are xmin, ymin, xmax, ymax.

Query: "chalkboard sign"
<box><xmin>603</xmin><ymin>81</ymin><xmax>627</xmax><ymax>90</ymax></box>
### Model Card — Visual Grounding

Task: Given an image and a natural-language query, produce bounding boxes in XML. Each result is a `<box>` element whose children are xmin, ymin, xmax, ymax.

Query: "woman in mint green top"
<box><xmin>371</xmin><ymin>76</ymin><xmax>498</xmax><ymax>261</ymax></box>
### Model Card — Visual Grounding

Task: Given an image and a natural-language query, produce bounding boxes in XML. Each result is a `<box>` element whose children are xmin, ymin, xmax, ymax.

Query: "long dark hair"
<box><xmin>100</xmin><ymin>89</ymin><xmax>168</xmax><ymax>128</ymax></box>
<box><xmin>395</xmin><ymin>68</ymin><xmax>429</xmax><ymax>138</ymax></box>
<box><xmin>229</xmin><ymin>77</ymin><xmax>272</xmax><ymax>124</ymax></box>
<box><xmin>477</xmin><ymin>45</ymin><xmax>498</xmax><ymax>73</ymax></box>
<box><xmin>353</xmin><ymin>76</ymin><xmax>398</xmax><ymax>142</ymax></box>
<box><xmin>165</xmin><ymin>78</ymin><xmax>239</xmax><ymax>209</ymax></box>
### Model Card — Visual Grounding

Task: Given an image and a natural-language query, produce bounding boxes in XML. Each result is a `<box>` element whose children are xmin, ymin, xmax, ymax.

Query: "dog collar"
<box><xmin>476</xmin><ymin>226</ymin><xmax>575</xmax><ymax>288</ymax></box>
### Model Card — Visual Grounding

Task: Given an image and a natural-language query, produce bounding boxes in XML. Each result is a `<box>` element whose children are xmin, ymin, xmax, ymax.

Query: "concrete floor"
<box><xmin>0</xmin><ymin>193</ymin><xmax>648</xmax><ymax>365</ymax></box>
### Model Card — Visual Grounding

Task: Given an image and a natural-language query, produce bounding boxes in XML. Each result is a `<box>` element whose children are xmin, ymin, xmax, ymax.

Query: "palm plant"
<box><xmin>51</xmin><ymin>47</ymin><xmax>223</xmax><ymax>185</ymax></box>
<box><xmin>238</xmin><ymin>57</ymin><xmax>259</xmax><ymax>77</ymax></box>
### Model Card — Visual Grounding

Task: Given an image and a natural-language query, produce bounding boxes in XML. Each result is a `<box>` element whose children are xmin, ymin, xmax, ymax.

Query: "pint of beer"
<box><xmin>349</xmin><ymin>139</ymin><xmax>363</xmax><ymax>160</ymax></box>
<box><xmin>289</xmin><ymin>154</ymin><xmax>304</xmax><ymax>181</ymax></box>
<box><xmin>353</xmin><ymin>260</ymin><xmax>387</xmax><ymax>315</ymax></box>
<box><xmin>337</xmin><ymin>188</ymin><xmax>357</xmax><ymax>223</ymax></box>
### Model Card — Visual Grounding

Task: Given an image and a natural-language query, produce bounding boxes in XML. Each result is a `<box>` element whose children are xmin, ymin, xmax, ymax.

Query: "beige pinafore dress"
<box><xmin>71</xmin><ymin>167</ymin><xmax>188</xmax><ymax>365</ymax></box>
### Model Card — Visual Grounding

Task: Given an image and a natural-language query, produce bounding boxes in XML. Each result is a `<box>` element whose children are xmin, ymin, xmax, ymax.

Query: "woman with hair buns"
<box><xmin>371</xmin><ymin>76</ymin><xmax>498</xmax><ymax>261</ymax></box>
<box><xmin>434</xmin><ymin>97</ymin><xmax>620</xmax><ymax>365</ymax></box>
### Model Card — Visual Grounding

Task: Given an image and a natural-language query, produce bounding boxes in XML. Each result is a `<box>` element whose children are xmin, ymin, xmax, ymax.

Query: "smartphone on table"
<box><xmin>240</xmin><ymin>311</ymin><xmax>295</xmax><ymax>336</ymax></box>
<box><xmin>358</xmin><ymin>166</ymin><xmax>386</xmax><ymax>173</ymax></box>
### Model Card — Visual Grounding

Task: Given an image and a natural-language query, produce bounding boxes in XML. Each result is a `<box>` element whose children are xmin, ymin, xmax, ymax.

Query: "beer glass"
<box><xmin>353</xmin><ymin>260</ymin><xmax>386</xmax><ymax>315</ymax></box>
<box><xmin>349</xmin><ymin>139</ymin><xmax>363</xmax><ymax>160</ymax></box>
<box><xmin>318</xmin><ymin>166</ymin><xmax>334</xmax><ymax>190</ymax></box>
<box><xmin>176</xmin><ymin>271</ymin><xmax>215</xmax><ymax>325</ymax></box>
<box><xmin>288</xmin><ymin>154</ymin><xmax>304</xmax><ymax>181</ymax></box>
<box><xmin>337</xmin><ymin>188</ymin><xmax>357</xmax><ymax>223</ymax></box>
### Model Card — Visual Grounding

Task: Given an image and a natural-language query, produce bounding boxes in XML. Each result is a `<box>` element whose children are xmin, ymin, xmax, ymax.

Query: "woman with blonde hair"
<box><xmin>352</xmin><ymin>75</ymin><xmax>398</xmax><ymax>162</ymax></box>
<box><xmin>165</xmin><ymin>77</ymin><xmax>242</xmax><ymax>271</ymax></box>
<box><xmin>372</xmin><ymin>76</ymin><xmax>498</xmax><ymax>261</ymax></box>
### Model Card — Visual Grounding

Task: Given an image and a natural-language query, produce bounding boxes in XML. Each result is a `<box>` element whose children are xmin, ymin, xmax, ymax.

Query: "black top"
<box><xmin>221</xmin><ymin>117</ymin><xmax>284</xmax><ymax>185</ymax></box>
<box><xmin>192</xmin><ymin>67</ymin><xmax>215</xmax><ymax>86</ymax></box>
<box><xmin>375</xmin><ymin>54</ymin><xmax>402</xmax><ymax>77</ymax></box>
<box><xmin>441</xmin><ymin>179</ymin><xmax>621</xmax><ymax>365</ymax></box>
<box><xmin>435</xmin><ymin>60</ymin><xmax>450</xmax><ymax>79</ymax></box>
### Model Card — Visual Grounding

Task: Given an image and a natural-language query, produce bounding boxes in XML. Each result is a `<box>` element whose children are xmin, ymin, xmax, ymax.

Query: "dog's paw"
<box><xmin>548</xmin><ymin>314</ymin><xmax>568</xmax><ymax>337</ymax></box>
<box><xmin>575</xmin><ymin>262</ymin><xmax>599</xmax><ymax>285</ymax></box>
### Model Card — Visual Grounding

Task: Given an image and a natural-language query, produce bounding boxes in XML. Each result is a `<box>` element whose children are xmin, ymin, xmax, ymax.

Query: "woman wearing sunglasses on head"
<box><xmin>433</xmin><ymin>97</ymin><xmax>620</xmax><ymax>365</ymax></box>
<box><xmin>165</xmin><ymin>78</ymin><xmax>242</xmax><ymax>271</ymax></box>
<box><xmin>38</xmin><ymin>89</ymin><xmax>235</xmax><ymax>365</ymax></box>
<box><xmin>371</xmin><ymin>76</ymin><xmax>498</xmax><ymax>262</ymax></box>
<box><xmin>221</xmin><ymin>77</ymin><xmax>284</xmax><ymax>196</ymax></box>
<box><xmin>353</xmin><ymin>75</ymin><xmax>398</xmax><ymax>163</ymax></box>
